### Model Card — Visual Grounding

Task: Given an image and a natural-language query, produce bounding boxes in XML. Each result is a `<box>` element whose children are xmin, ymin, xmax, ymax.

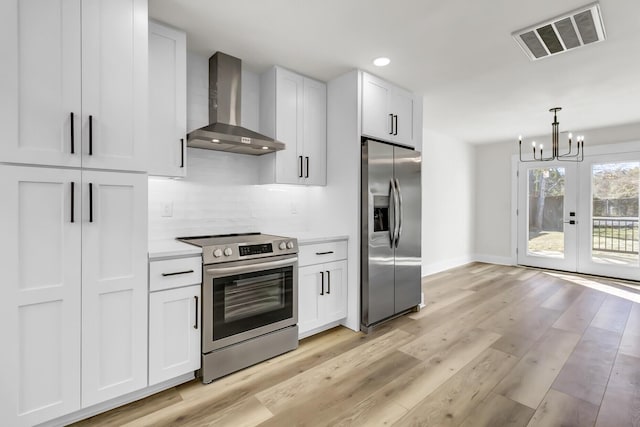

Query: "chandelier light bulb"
<box><xmin>539</xmin><ymin>144</ymin><xmax>544</xmax><ymax>150</ymax></box>
<box><xmin>532</xmin><ymin>141</ymin><xmax>536</xmax><ymax>147</ymax></box>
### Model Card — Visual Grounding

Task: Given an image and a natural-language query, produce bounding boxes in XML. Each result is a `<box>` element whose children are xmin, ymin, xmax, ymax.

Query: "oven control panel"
<box><xmin>239</xmin><ymin>243</ymin><xmax>273</xmax><ymax>257</ymax></box>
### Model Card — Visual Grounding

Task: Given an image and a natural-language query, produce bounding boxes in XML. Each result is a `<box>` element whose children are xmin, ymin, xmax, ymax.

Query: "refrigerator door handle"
<box><xmin>388</xmin><ymin>180</ymin><xmax>396</xmax><ymax>248</ymax></box>
<box><xmin>394</xmin><ymin>178</ymin><xmax>403</xmax><ymax>248</ymax></box>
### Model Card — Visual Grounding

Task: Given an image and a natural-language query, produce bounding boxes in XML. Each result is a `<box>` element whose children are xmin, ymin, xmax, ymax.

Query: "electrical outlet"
<box><xmin>161</xmin><ymin>202</ymin><xmax>173</xmax><ymax>217</ymax></box>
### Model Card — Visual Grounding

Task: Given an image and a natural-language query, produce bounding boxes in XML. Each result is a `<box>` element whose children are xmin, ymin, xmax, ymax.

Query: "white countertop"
<box><xmin>148</xmin><ymin>239</ymin><xmax>202</xmax><ymax>260</ymax></box>
<box><xmin>293</xmin><ymin>233</ymin><xmax>349</xmax><ymax>245</ymax></box>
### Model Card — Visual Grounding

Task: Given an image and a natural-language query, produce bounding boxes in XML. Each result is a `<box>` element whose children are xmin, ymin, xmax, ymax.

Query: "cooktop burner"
<box><xmin>176</xmin><ymin>232</ymin><xmax>298</xmax><ymax>264</ymax></box>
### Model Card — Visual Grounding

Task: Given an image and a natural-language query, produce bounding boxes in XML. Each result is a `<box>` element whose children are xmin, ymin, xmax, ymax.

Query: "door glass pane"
<box><xmin>528</xmin><ymin>167</ymin><xmax>565</xmax><ymax>258</ymax></box>
<box><xmin>591</xmin><ymin>161</ymin><xmax>639</xmax><ymax>265</ymax></box>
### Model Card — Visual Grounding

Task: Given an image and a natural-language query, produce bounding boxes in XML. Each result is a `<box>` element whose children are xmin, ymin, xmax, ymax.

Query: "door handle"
<box><xmin>326</xmin><ymin>270</ymin><xmax>331</xmax><ymax>294</ymax></box>
<box><xmin>389</xmin><ymin>180</ymin><xmax>396</xmax><ymax>248</ymax></box>
<box><xmin>299</xmin><ymin>156</ymin><xmax>303</xmax><ymax>178</ymax></box>
<box><xmin>394</xmin><ymin>178</ymin><xmax>402</xmax><ymax>248</ymax></box>
<box><xmin>70</xmin><ymin>112</ymin><xmax>75</xmax><ymax>154</ymax></box>
<box><xmin>389</xmin><ymin>114</ymin><xmax>394</xmax><ymax>135</ymax></box>
<box><xmin>320</xmin><ymin>271</ymin><xmax>324</xmax><ymax>295</ymax></box>
<box><xmin>393</xmin><ymin>115</ymin><xmax>398</xmax><ymax>135</ymax></box>
<box><xmin>193</xmin><ymin>296</ymin><xmax>199</xmax><ymax>329</ymax></box>
<box><xmin>305</xmin><ymin>156</ymin><xmax>309</xmax><ymax>178</ymax></box>
<box><xmin>88</xmin><ymin>115</ymin><xmax>93</xmax><ymax>155</ymax></box>
<box><xmin>70</xmin><ymin>182</ymin><xmax>75</xmax><ymax>223</ymax></box>
<box><xmin>89</xmin><ymin>183</ymin><xmax>94</xmax><ymax>223</ymax></box>
<box><xmin>180</xmin><ymin>138</ymin><xmax>185</xmax><ymax>168</ymax></box>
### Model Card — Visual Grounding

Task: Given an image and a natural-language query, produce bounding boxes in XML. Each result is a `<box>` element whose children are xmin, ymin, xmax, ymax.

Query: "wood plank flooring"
<box><xmin>72</xmin><ymin>263</ymin><xmax>640</xmax><ymax>427</ymax></box>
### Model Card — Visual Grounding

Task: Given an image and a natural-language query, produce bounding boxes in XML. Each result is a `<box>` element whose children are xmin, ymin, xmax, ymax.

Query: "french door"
<box><xmin>517</xmin><ymin>151</ymin><xmax>640</xmax><ymax>281</ymax></box>
<box><xmin>518</xmin><ymin>162</ymin><xmax>578</xmax><ymax>271</ymax></box>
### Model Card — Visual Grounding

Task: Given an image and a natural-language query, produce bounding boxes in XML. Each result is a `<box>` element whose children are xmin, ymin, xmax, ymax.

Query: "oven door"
<box><xmin>202</xmin><ymin>254</ymin><xmax>298</xmax><ymax>353</ymax></box>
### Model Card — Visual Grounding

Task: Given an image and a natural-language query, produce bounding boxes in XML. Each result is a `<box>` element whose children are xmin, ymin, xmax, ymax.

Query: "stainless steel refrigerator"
<box><xmin>361</xmin><ymin>139</ymin><xmax>421</xmax><ymax>331</ymax></box>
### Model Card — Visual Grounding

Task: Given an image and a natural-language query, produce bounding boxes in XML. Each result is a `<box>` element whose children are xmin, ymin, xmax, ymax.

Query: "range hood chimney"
<box><xmin>187</xmin><ymin>52</ymin><xmax>284</xmax><ymax>155</ymax></box>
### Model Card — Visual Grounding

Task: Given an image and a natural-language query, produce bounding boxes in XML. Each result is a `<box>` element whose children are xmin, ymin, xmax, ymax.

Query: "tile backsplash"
<box><xmin>148</xmin><ymin>148</ymin><xmax>324</xmax><ymax>239</ymax></box>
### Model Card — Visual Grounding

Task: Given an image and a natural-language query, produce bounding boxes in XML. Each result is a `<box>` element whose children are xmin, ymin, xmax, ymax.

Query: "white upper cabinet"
<box><xmin>361</xmin><ymin>71</ymin><xmax>416</xmax><ymax>148</ymax></box>
<box><xmin>260</xmin><ymin>66</ymin><xmax>327</xmax><ymax>185</ymax></box>
<box><xmin>0</xmin><ymin>0</ymin><xmax>148</xmax><ymax>172</ymax></box>
<box><xmin>0</xmin><ymin>0</ymin><xmax>82</xmax><ymax>168</ymax></box>
<box><xmin>148</xmin><ymin>21</ymin><xmax>187</xmax><ymax>177</ymax></box>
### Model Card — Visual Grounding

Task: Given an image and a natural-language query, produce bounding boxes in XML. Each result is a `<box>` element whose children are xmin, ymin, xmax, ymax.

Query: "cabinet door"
<box><xmin>0</xmin><ymin>165</ymin><xmax>81</xmax><ymax>426</ymax></box>
<box><xmin>298</xmin><ymin>265</ymin><xmax>323</xmax><ymax>335</ymax></box>
<box><xmin>390</xmin><ymin>88</ymin><xmax>415</xmax><ymax>148</ymax></box>
<box><xmin>148</xmin><ymin>21</ymin><xmax>186</xmax><ymax>177</ymax></box>
<box><xmin>81</xmin><ymin>0</ymin><xmax>148</xmax><ymax>172</ymax></box>
<box><xmin>321</xmin><ymin>260</ymin><xmax>348</xmax><ymax>323</ymax></box>
<box><xmin>0</xmin><ymin>0</ymin><xmax>82</xmax><ymax>168</ymax></box>
<box><xmin>302</xmin><ymin>78</ymin><xmax>327</xmax><ymax>185</ymax></box>
<box><xmin>275</xmin><ymin>67</ymin><xmax>304</xmax><ymax>184</ymax></box>
<box><xmin>149</xmin><ymin>285</ymin><xmax>200</xmax><ymax>386</ymax></box>
<box><xmin>361</xmin><ymin>72</ymin><xmax>392</xmax><ymax>141</ymax></box>
<box><xmin>81</xmin><ymin>171</ymin><xmax>148</xmax><ymax>407</ymax></box>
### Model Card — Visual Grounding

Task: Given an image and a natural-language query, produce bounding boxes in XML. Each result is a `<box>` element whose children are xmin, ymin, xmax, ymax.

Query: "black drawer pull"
<box><xmin>194</xmin><ymin>296</ymin><xmax>199</xmax><ymax>329</ymax></box>
<box><xmin>326</xmin><ymin>270</ymin><xmax>331</xmax><ymax>294</ymax></box>
<box><xmin>316</xmin><ymin>251</ymin><xmax>334</xmax><ymax>255</ymax></box>
<box><xmin>320</xmin><ymin>271</ymin><xmax>324</xmax><ymax>296</ymax></box>
<box><xmin>161</xmin><ymin>269</ymin><xmax>194</xmax><ymax>277</ymax></box>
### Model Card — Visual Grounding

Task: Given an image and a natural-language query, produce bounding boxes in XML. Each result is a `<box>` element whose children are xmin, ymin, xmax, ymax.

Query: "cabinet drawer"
<box><xmin>150</xmin><ymin>257</ymin><xmax>202</xmax><ymax>292</ymax></box>
<box><xmin>299</xmin><ymin>240</ymin><xmax>347</xmax><ymax>266</ymax></box>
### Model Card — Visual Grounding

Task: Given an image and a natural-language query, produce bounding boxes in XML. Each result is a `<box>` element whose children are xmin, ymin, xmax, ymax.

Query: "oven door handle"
<box><xmin>205</xmin><ymin>257</ymin><xmax>297</xmax><ymax>276</ymax></box>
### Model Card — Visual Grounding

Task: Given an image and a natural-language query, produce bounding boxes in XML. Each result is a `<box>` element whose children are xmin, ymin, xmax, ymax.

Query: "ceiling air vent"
<box><xmin>513</xmin><ymin>2</ymin><xmax>606</xmax><ymax>61</ymax></box>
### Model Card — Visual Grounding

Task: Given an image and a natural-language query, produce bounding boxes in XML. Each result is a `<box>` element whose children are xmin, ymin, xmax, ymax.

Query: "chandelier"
<box><xmin>518</xmin><ymin>107</ymin><xmax>584</xmax><ymax>162</ymax></box>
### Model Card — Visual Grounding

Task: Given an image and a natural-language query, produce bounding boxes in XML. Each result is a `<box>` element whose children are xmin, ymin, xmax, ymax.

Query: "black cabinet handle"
<box><xmin>389</xmin><ymin>113</ymin><xmax>394</xmax><ymax>134</ymax></box>
<box><xmin>326</xmin><ymin>270</ymin><xmax>331</xmax><ymax>294</ymax></box>
<box><xmin>305</xmin><ymin>156</ymin><xmax>309</xmax><ymax>178</ymax></box>
<box><xmin>320</xmin><ymin>271</ymin><xmax>324</xmax><ymax>295</ymax></box>
<box><xmin>180</xmin><ymin>138</ymin><xmax>185</xmax><ymax>168</ymax></box>
<box><xmin>194</xmin><ymin>296</ymin><xmax>199</xmax><ymax>329</ymax></box>
<box><xmin>89</xmin><ymin>183</ymin><xmax>93</xmax><ymax>223</ymax></box>
<box><xmin>70</xmin><ymin>182</ymin><xmax>75</xmax><ymax>223</ymax></box>
<box><xmin>393</xmin><ymin>115</ymin><xmax>398</xmax><ymax>135</ymax></box>
<box><xmin>161</xmin><ymin>270</ymin><xmax>194</xmax><ymax>277</ymax></box>
<box><xmin>70</xmin><ymin>112</ymin><xmax>75</xmax><ymax>154</ymax></box>
<box><xmin>298</xmin><ymin>156</ymin><xmax>303</xmax><ymax>178</ymax></box>
<box><xmin>315</xmin><ymin>251</ymin><xmax>334</xmax><ymax>255</ymax></box>
<box><xmin>89</xmin><ymin>115</ymin><xmax>93</xmax><ymax>155</ymax></box>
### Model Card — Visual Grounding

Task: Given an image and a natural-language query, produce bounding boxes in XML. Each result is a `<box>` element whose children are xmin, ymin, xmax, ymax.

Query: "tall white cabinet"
<box><xmin>260</xmin><ymin>66</ymin><xmax>327</xmax><ymax>185</ymax></box>
<box><xmin>0</xmin><ymin>1</ymin><xmax>148</xmax><ymax>425</ymax></box>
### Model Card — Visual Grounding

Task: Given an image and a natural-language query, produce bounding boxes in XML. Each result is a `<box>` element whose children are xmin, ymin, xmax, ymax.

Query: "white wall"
<box><xmin>474</xmin><ymin>121</ymin><xmax>640</xmax><ymax>263</ymax></box>
<box><xmin>421</xmin><ymin>129</ymin><xmax>476</xmax><ymax>275</ymax></box>
<box><xmin>149</xmin><ymin>52</ymin><xmax>325</xmax><ymax>241</ymax></box>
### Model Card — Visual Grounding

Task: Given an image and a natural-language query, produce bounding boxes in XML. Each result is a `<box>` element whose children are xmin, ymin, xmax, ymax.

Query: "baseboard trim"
<box><xmin>474</xmin><ymin>254</ymin><xmax>515</xmax><ymax>266</ymax></box>
<box><xmin>421</xmin><ymin>255</ymin><xmax>475</xmax><ymax>277</ymax></box>
<box><xmin>37</xmin><ymin>373</ymin><xmax>195</xmax><ymax>427</ymax></box>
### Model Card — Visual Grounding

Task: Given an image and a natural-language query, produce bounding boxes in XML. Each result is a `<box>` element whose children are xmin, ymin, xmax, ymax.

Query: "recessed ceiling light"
<box><xmin>262</xmin><ymin>146</ymin><xmax>269</xmax><ymax>150</ymax></box>
<box><xmin>212</xmin><ymin>139</ymin><xmax>220</xmax><ymax>143</ymax></box>
<box><xmin>373</xmin><ymin>57</ymin><xmax>390</xmax><ymax>67</ymax></box>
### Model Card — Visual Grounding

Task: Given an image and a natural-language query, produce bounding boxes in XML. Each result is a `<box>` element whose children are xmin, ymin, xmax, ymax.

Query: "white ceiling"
<box><xmin>149</xmin><ymin>0</ymin><xmax>640</xmax><ymax>145</ymax></box>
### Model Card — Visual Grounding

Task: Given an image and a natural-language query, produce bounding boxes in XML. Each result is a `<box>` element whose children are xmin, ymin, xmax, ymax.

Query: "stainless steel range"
<box><xmin>177</xmin><ymin>233</ymin><xmax>299</xmax><ymax>383</ymax></box>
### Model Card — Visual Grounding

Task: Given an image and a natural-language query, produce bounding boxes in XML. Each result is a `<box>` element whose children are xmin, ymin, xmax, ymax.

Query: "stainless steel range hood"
<box><xmin>187</xmin><ymin>52</ymin><xmax>284</xmax><ymax>155</ymax></box>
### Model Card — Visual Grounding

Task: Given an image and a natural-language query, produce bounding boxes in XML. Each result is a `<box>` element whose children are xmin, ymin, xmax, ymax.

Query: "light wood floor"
<box><xmin>73</xmin><ymin>263</ymin><xmax>640</xmax><ymax>426</ymax></box>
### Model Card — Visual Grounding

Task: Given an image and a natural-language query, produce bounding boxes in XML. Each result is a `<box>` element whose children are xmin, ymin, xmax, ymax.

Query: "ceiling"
<box><xmin>149</xmin><ymin>0</ymin><xmax>640</xmax><ymax>145</ymax></box>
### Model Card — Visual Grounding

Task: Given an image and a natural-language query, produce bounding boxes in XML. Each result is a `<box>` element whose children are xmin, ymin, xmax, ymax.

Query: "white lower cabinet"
<box><xmin>0</xmin><ymin>165</ymin><xmax>148</xmax><ymax>425</ymax></box>
<box><xmin>148</xmin><ymin>256</ymin><xmax>202</xmax><ymax>386</ymax></box>
<box><xmin>298</xmin><ymin>240</ymin><xmax>348</xmax><ymax>338</ymax></box>
<box><xmin>149</xmin><ymin>285</ymin><xmax>200</xmax><ymax>385</ymax></box>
